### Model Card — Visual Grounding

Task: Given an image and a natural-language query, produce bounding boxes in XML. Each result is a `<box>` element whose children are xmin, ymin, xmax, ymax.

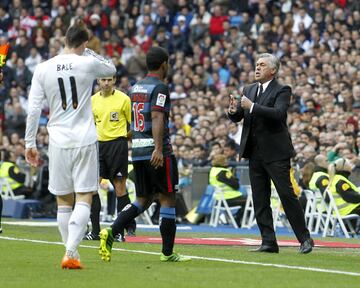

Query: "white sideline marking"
<box><xmin>0</xmin><ymin>236</ymin><xmax>359</xmax><ymax>277</ymax></box>
<box><xmin>2</xmin><ymin>221</ymin><xmax>191</xmax><ymax>230</ymax></box>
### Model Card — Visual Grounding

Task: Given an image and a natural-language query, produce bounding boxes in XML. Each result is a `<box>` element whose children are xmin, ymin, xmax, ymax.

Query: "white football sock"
<box><xmin>57</xmin><ymin>206</ymin><xmax>72</xmax><ymax>245</ymax></box>
<box><xmin>66</xmin><ymin>202</ymin><xmax>90</xmax><ymax>256</ymax></box>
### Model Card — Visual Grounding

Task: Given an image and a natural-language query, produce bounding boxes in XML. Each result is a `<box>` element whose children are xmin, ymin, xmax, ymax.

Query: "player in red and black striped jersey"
<box><xmin>99</xmin><ymin>47</ymin><xmax>190</xmax><ymax>262</ymax></box>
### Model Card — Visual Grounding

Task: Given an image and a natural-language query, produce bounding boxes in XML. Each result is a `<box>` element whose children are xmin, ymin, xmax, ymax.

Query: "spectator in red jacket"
<box><xmin>209</xmin><ymin>5</ymin><xmax>228</xmax><ymax>40</ymax></box>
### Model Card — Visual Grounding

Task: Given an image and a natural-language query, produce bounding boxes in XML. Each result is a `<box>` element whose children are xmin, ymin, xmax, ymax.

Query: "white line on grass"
<box><xmin>1</xmin><ymin>236</ymin><xmax>359</xmax><ymax>277</ymax></box>
<box><xmin>2</xmin><ymin>221</ymin><xmax>191</xmax><ymax>230</ymax></box>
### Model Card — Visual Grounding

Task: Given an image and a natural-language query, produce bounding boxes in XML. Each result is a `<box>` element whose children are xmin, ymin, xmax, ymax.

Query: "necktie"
<box><xmin>256</xmin><ymin>84</ymin><xmax>263</xmax><ymax>102</ymax></box>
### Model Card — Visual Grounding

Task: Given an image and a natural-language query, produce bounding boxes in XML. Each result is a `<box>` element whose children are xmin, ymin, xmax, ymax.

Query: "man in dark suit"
<box><xmin>228</xmin><ymin>53</ymin><xmax>314</xmax><ymax>254</ymax></box>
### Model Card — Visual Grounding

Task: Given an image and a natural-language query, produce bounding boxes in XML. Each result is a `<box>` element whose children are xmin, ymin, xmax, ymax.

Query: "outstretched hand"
<box><xmin>228</xmin><ymin>94</ymin><xmax>238</xmax><ymax>114</ymax></box>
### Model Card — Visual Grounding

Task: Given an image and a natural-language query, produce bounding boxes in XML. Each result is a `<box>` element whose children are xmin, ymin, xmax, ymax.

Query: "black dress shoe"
<box><xmin>299</xmin><ymin>238</ymin><xmax>314</xmax><ymax>254</ymax></box>
<box><xmin>250</xmin><ymin>245</ymin><xmax>279</xmax><ymax>253</ymax></box>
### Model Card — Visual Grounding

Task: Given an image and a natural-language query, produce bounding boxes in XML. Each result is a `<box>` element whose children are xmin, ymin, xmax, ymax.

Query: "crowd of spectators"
<box><xmin>0</xmin><ymin>0</ymin><xmax>360</xmax><ymax>205</ymax></box>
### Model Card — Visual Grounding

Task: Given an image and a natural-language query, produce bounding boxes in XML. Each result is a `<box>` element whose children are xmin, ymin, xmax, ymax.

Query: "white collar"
<box><xmin>259</xmin><ymin>79</ymin><xmax>272</xmax><ymax>93</ymax></box>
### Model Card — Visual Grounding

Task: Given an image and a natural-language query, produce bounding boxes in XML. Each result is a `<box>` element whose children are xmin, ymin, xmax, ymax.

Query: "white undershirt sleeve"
<box><xmin>25</xmin><ymin>66</ymin><xmax>45</xmax><ymax>149</ymax></box>
<box><xmin>250</xmin><ymin>103</ymin><xmax>255</xmax><ymax>114</ymax></box>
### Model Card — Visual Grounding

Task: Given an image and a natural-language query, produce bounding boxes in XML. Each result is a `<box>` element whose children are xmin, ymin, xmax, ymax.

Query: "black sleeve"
<box><xmin>8</xmin><ymin>166</ymin><xmax>26</xmax><ymax>184</ymax></box>
<box><xmin>227</xmin><ymin>108</ymin><xmax>244</xmax><ymax>123</ymax></box>
<box><xmin>335</xmin><ymin>180</ymin><xmax>360</xmax><ymax>203</ymax></box>
<box><xmin>315</xmin><ymin>175</ymin><xmax>329</xmax><ymax>195</ymax></box>
<box><xmin>216</xmin><ymin>170</ymin><xmax>240</xmax><ymax>190</ymax></box>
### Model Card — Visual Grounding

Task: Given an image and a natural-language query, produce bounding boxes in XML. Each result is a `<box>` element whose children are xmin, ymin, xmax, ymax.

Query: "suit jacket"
<box><xmin>228</xmin><ymin>79</ymin><xmax>295</xmax><ymax>163</ymax></box>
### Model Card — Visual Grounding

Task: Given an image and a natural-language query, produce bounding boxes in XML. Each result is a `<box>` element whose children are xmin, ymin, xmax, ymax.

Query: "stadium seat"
<box><xmin>320</xmin><ymin>188</ymin><xmax>360</xmax><ymax>238</ymax></box>
<box><xmin>271</xmin><ymin>188</ymin><xmax>291</xmax><ymax>232</ymax></box>
<box><xmin>196</xmin><ymin>185</ymin><xmax>215</xmax><ymax>216</ymax></box>
<box><xmin>0</xmin><ymin>177</ymin><xmax>25</xmax><ymax>200</ymax></box>
<box><xmin>241</xmin><ymin>185</ymin><xmax>256</xmax><ymax>229</ymax></box>
<box><xmin>303</xmin><ymin>189</ymin><xmax>325</xmax><ymax>235</ymax></box>
<box><xmin>209</xmin><ymin>186</ymin><xmax>241</xmax><ymax>228</ymax></box>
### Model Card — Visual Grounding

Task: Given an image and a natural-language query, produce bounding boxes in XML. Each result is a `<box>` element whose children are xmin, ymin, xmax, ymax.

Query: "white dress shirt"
<box><xmin>250</xmin><ymin>79</ymin><xmax>272</xmax><ymax>113</ymax></box>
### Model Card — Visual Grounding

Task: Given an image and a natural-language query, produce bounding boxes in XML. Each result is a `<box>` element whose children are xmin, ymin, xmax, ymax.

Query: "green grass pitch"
<box><xmin>0</xmin><ymin>223</ymin><xmax>359</xmax><ymax>288</ymax></box>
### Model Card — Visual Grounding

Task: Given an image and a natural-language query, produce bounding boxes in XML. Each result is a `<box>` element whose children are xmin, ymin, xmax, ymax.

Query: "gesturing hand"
<box><xmin>240</xmin><ymin>95</ymin><xmax>253</xmax><ymax>110</ymax></box>
<box><xmin>229</xmin><ymin>94</ymin><xmax>238</xmax><ymax>114</ymax></box>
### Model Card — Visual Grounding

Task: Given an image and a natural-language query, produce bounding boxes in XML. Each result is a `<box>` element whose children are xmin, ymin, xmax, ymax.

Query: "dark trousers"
<box><xmin>249</xmin><ymin>157</ymin><xmax>310</xmax><ymax>245</ymax></box>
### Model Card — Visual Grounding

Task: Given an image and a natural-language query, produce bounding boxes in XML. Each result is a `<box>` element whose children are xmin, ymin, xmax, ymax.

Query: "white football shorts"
<box><xmin>48</xmin><ymin>142</ymin><xmax>99</xmax><ymax>195</ymax></box>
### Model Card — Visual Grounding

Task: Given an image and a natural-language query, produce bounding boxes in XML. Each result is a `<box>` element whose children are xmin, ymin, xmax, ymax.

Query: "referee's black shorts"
<box><xmin>99</xmin><ymin>137</ymin><xmax>128</xmax><ymax>180</ymax></box>
<box><xmin>133</xmin><ymin>155</ymin><xmax>179</xmax><ymax>197</ymax></box>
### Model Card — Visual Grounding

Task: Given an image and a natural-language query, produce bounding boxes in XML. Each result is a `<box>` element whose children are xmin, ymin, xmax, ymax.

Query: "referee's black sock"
<box><xmin>159</xmin><ymin>207</ymin><xmax>176</xmax><ymax>256</ymax></box>
<box><xmin>107</xmin><ymin>191</ymin><xmax>116</xmax><ymax>216</ymax></box>
<box><xmin>112</xmin><ymin>202</ymin><xmax>142</xmax><ymax>237</ymax></box>
<box><xmin>90</xmin><ymin>194</ymin><xmax>101</xmax><ymax>235</ymax></box>
<box><xmin>117</xmin><ymin>194</ymin><xmax>136</xmax><ymax>232</ymax></box>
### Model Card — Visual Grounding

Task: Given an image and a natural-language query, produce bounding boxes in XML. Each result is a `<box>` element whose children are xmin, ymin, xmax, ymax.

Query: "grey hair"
<box><xmin>257</xmin><ymin>53</ymin><xmax>280</xmax><ymax>75</ymax></box>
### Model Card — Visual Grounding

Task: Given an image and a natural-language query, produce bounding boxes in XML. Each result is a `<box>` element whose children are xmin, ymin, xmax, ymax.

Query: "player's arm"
<box><xmin>151</xmin><ymin>111</ymin><xmax>164</xmax><ymax>169</ymax></box>
<box><xmin>24</xmin><ymin>66</ymin><xmax>45</xmax><ymax>167</ymax></box>
<box><xmin>83</xmin><ymin>48</ymin><xmax>116</xmax><ymax>78</ymax></box>
<box><xmin>150</xmin><ymin>84</ymin><xmax>168</xmax><ymax>169</ymax></box>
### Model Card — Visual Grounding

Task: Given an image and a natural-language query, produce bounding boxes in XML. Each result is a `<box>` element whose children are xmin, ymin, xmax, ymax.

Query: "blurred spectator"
<box><xmin>209</xmin><ymin>154</ymin><xmax>246</xmax><ymax>225</ymax></box>
<box><xmin>0</xmin><ymin>0</ymin><xmax>358</xmax><ymax>210</ymax></box>
<box><xmin>25</xmin><ymin>47</ymin><xmax>42</xmax><ymax>73</ymax></box>
<box><xmin>0</xmin><ymin>149</ymin><xmax>32</xmax><ymax>197</ymax></box>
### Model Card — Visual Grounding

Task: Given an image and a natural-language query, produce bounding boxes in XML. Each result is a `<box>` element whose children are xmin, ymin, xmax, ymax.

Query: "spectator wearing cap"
<box><xmin>89</xmin><ymin>13</ymin><xmax>103</xmax><ymax>38</ymax></box>
<box><xmin>176</xmin><ymin>14</ymin><xmax>190</xmax><ymax>37</ymax></box>
<box><xmin>174</xmin><ymin>3</ymin><xmax>193</xmax><ymax>27</ymax></box>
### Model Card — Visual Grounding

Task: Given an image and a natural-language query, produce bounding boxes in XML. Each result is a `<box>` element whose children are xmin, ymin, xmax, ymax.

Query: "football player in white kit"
<box><xmin>24</xmin><ymin>20</ymin><xmax>116</xmax><ymax>269</ymax></box>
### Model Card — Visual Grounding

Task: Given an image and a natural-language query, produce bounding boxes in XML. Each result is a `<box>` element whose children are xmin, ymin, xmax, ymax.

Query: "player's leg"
<box><xmin>112</xmin><ymin>176</ymin><xmax>137</xmax><ymax>239</ymax></box>
<box><xmin>66</xmin><ymin>192</ymin><xmax>93</xmax><ymax>255</ymax></box>
<box><xmin>62</xmin><ymin>143</ymin><xmax>98</xmax><ymax>268</ymax></box>
<box><xmin>48</xmin><ymin>143</ymin><xmax>79</xmax><ymax>268</ymax></box>
<box><xmin>156</xmin><ymin>155</ymin><xmax>190</xmax><ymax>262</ymax></box>
<box><xmin>99</xmin><ymin>195</ymin><xmax>152</xmax><ymax>262</ymax></box>
<box><xmin>56</xmin><ymin>193</ymin><xmax>74</xmax><ymax>246</ymax></box>
<box><xmin>99</xmin><ymin>160</ymin><xmax>152</xmax><ymax>261</ymax></box>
